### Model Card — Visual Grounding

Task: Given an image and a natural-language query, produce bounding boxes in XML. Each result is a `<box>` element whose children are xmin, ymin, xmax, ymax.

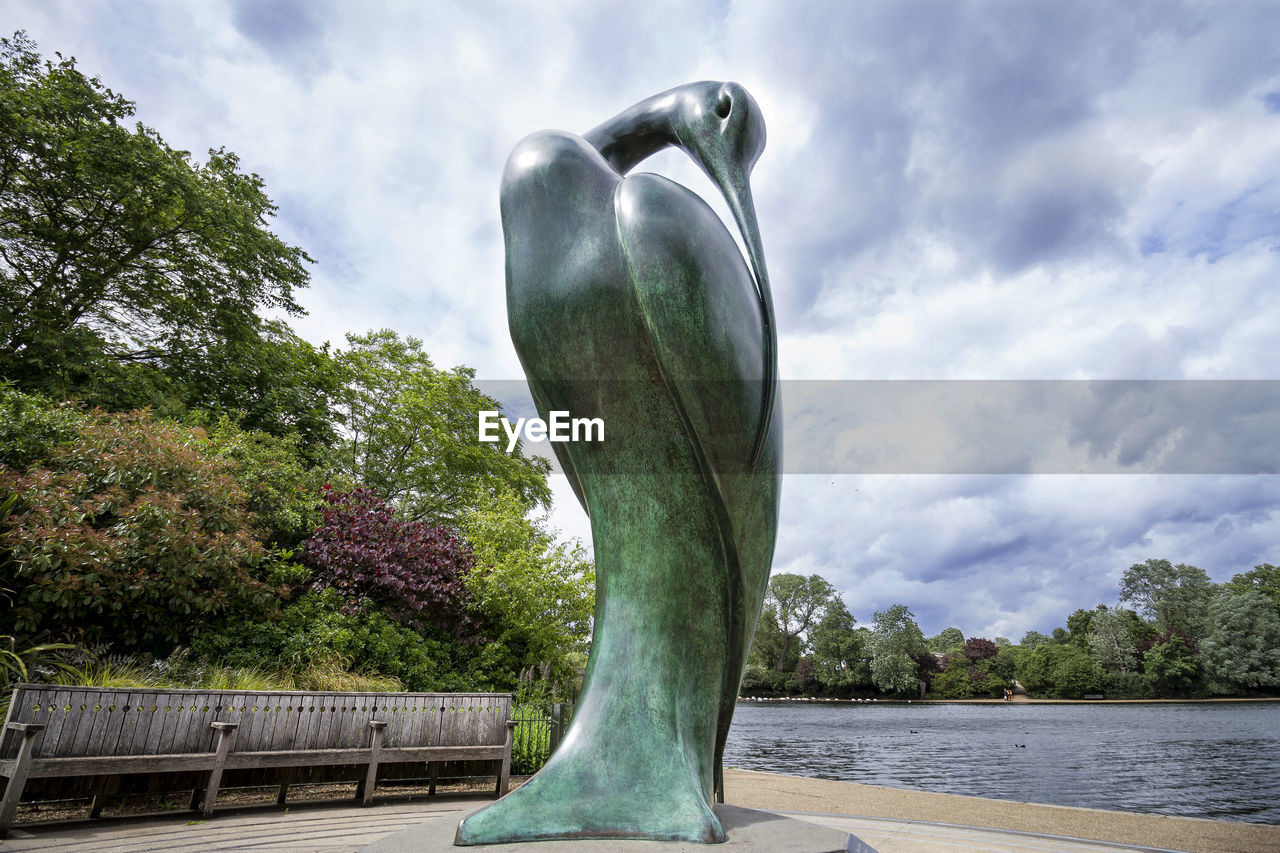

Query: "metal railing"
<box><xmin>509</xmin><ymin>701</ymin><xmax>571</xmax><ymax>775</ymax></box>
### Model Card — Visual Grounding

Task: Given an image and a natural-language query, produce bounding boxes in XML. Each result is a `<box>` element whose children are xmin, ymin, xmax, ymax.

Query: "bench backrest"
<box><xmin>0</xmin><ymin>685</ymin><xmax>511</xmax><ymax>759</ymax></box>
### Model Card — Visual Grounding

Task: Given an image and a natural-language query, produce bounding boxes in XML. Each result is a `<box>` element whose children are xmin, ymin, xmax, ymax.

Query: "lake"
<box><xmin>722</xmin><ymin>700</ymin><xmax>1280</xmax><ymax>824</ymax></box>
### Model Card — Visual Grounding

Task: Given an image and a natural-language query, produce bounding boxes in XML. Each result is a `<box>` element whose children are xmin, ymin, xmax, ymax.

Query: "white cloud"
<box><xmin>8</xmin><ymin>0</ymin><xmax>1279</xmax><ymax>639</ymax></box>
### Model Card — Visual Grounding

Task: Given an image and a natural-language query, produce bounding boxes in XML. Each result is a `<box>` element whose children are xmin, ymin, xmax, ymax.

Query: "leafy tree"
<box><xmin>926</xmin><ymin>627</ymin><xmax>965</xmax><ymax>654</ymax></box>
<box><xmin>333</xmin><ymin>330</ymin><xmax>551</xmax><ymax>525</ymax></box>
<box><xmin>300</xmin><ymin>486</ymin><xmax>476</xmax><ymax>634</ymax></box>
<box><xmin>739</xmin><ymin>663</ymin><xmax>788</xmax><ymax>697</ymax></box>
<box><xmin>1224</xmin><ymin>564</ymin><xmax>1280</xmax><ymax>619</ymax></box>
<box><xmin>808</xmin><ymin>600</ymin><xmax>871</xmax><ymax>694</ymax></box>
<box><xmin>163</xmin><ymin>320</ymin><xmax>342</xmax><ymax>455</ymax></box>
<box><xmin>759</xmin><ymin>573</ymin><xmax>837</xmax><ymax>671</ymax></box>
<box><xmin>1120</xmin><ymin>558</ymin><xmax>1216</xmax><ymax>639</ymax></box>
<box><xmin>869</xmin><ymin>604</ymin><xmax>926</xmax><ymax>695</ymax></box>
<box><xmin>0</xmin><ymin>401</ymin><xmax>279</xmax><ymax>653</ymax></box>
<box><xmin>1015</xmin><ymin>643</ymin><xmax>1102</xmax><ymax>698</ymax></box>
<box><xmin>0</xmin><ymin>33</ymin><xmax>329</xmax><ymax>438</ymax></box>
<box><xmin>201</xmin><ymin>416</ymin><xmax>330</xmax><ymax>550</ymax></box>
<box><xmin>1086</xmin><ymin>606</ymin><xmax>1140</xmax><ymax>675</ymax></box>
<box><xmin>1065</xmin><ymin>608</ymin><xmax>1096</xmax><ymax>649</ymax></box>
<box><xmin>0</xmin><ymin>382</ymin><xmax>83</xmax><ymax>469</ymax></box>
<box><xmin>1020</xmin><ymin>630</ymin><xmax>1052</xmax><ymax>648</ymax></box>
<box><xmin>747</xmin><ymin>603</ymin><xmax>796</xmax><ymax>671</ymax></box>
<box><xmin>991</xmin><ymin>643</ymin><xmax>1021</xmax><ymax>683</ymax></box>
<box><xmin>962</xmin><ymin>637</ymin><xmax>998</xmax><ymax>661</ymax></box>
<box><xmin>930</xmin><ymin>658</ymin><xmax>976</xmax><ymax>699</ymax></box>
<box><xmin>793</xmin><ymin>656</ymin><xmax>818</xmax><ymax>694</ymax></box>
<box><xmin>1142</xmin><ymin>635</ymin><xmax>1201</xmax><ymax>696</ymax></box>
<box><xmin>457</xmin><ymin>487</ymin><xmax>595</xmax><ymax>684</ymax></box>
<box><xmin>1200</xmin><ymin>590</ymin><xmax>1280</xmax><ymax>694</ymax></box>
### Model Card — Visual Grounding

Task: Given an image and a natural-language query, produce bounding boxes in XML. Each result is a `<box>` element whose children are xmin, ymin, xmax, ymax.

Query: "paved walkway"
<box><xmin>0</xmin><ymin>800</ymin><xmax>1193</xmax><ymax>853</ymax></box>
<box><xmin>2</xmin><ymin>771</ymin><xmax>1277</xmax><ymax>853</ymax></box>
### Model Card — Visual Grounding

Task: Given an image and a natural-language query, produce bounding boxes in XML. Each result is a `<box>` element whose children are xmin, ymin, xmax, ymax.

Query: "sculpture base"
<box><xmin>360</xmin><ymin>804</ymin><xmax>860</xmax><ymax>852</ymax></box>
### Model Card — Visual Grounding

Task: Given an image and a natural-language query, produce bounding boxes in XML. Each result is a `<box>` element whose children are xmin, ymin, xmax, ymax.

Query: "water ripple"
<box><xmin>723</xmin><ymin>701</ymin><xmax>1280</xmax><ymax>824</ymax></box>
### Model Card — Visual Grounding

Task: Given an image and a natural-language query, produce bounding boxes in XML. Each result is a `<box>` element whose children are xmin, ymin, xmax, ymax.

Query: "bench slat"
<box><xmin>241</xmin><ymin>692</ymin><xmax>271</xmax><ymax>750</ymax></box>
<box><xmin>39</xmin><ymin>689</ymin><xmax>74</xmax><ymax>758</ymax></box>
<box><xmin>142</xmin><ymin>694</ymin><xmax>174</xmax><ymax>757</ymax></box>
<box><xmin>23</xmin><ymin>753</ymin><xmax>216</xmax><ymax>777</ymax></box>
<box><xmin>405</xmin><ymin>695</ymin><xmax>432</xmax><ymax>750</ymax></box>
<box><xmin>83</xmin><ymin>691</ymin><xmax>126</xmax><ymax>759</ymax></box>
<box><xmin>277</xmin><ymin>695</ymin><xmax>306</xmax><ymax>751</ymax></box>
<box><xmin>3</xmin><ymin>687</ymin><xmax>511</xmax><ymax>772</ymax></box>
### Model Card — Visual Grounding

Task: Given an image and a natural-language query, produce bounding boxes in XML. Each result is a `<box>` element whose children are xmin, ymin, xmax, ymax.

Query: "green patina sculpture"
<box><xmin>456</xmin><ymin>81</ymin><xmax>781</xmax><ymax>845</ymax></box>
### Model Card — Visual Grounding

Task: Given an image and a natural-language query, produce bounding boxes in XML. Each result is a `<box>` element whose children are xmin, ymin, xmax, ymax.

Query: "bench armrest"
<box><xmin>3</xmin><ymin>723</ymin><xmax>45</xmax><ymax>734</ymax></box>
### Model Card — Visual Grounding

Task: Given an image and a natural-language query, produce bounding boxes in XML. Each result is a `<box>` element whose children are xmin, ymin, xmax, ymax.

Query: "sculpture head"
<box><xmin>671</xmin><ymin>81</ymin><xmax>770</xmax><ymax>312</ymax></box>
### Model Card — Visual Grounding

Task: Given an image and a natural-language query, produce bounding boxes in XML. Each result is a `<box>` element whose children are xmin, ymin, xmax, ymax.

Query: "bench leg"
<box><xmin>277</xmin><ymin>768</ymin><xmax>291</xmax><ymax>806</ymax></box>
<box><xmin>497</xmin><ymin>720</ymin><xmax>515</xmax><ymax>797</ymax></box>
<box><xmin>428</xmin><ymin>762</ymin><xmax>439</xmax><ymax>796</ymax></box>
<box><xmin>189</xmin><ymin>786</ymin><xmax>203</xmax><ymax>812</ymax></box>
<box><xmin>89</xmin><ymin>775</ymin><xmax>120</xmax><ymax>819</ymax></box>
<box><xmin>361</xmin><ymin>721</ymin><xmax>386</xmax><ymax>806</ymax></box>
<box><xmin>0</xmin><ymin>726</ymin><xmax>42</xmax><ymax>837</ymax></box>
<box><xmin>202</xmin><ymin>722</ymin><xmax>239</xmax><ymax>819</ymax></box>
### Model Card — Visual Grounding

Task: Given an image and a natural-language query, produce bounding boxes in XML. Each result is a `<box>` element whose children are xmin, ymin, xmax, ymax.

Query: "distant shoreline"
<box><xmin>738</xmin><ymin>695</ymin><xmax>1280</xmax><ymax>705</ymax></box>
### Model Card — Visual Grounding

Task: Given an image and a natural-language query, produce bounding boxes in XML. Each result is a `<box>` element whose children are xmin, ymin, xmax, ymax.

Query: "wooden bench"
<box><xmin>0</xmin><ymin>684</ymin><xmax>514</xmax><ymax>836</ymax></box>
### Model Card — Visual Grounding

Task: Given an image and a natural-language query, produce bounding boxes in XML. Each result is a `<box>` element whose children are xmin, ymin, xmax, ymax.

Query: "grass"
<box><xmin>54</xmin><ymin>657</ymin><xmax>160</xmax><ymax>689</ymax></box>
<box><xmin>3</xmin><ymin>646</ymin><xmax>406</xmax><ymax>701</ymax></box>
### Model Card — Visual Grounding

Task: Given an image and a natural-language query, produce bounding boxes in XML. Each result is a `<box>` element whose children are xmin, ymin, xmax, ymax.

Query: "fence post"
<box><xmin>549</xmin><ymin>702</ymin><xmax>564</xmax><ymax>754</ymax></box>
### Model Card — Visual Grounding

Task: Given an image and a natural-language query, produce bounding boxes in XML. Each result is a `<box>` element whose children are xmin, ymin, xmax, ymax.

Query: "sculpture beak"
<box><xmin>705</xmin><ymin>156</ymin><xmax>777</xmax><ymax>468</ymax></box>
<box><xmin>722</xmin><ymin>174</ymin><xmax>770</xmax><ymax>325</ymax></box>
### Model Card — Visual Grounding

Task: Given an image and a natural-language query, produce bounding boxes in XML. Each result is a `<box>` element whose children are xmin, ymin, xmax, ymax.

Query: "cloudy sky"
<box><xmin>12</xmin><ymin>0</ymin><xmax>1279</xmax><ymax>640</ymax></box>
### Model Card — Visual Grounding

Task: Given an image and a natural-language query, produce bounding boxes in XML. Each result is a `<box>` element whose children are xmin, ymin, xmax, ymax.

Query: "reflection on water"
<box><xmin>723</xmin><ymin>701</ymin><xmax>1280</xmax><ymax>823</ymax></box>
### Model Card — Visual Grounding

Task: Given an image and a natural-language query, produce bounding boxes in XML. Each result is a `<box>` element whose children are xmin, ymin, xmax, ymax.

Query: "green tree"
<box><xmin>992</xmin><ymin>643</ymin><xmax>1021</xmax><ymax>683</ymax></box>
<box><xmin>1065</xmin><ymin>608</ymin><xmax>1096</xmax><ymax>649</ymax></box>
<box><xmin>869</xmin><ymin>604</ymin><xmax>926</xmax><ymax>695</ymax></box>
<box><xmin>757</xmin><ymin>573</ymin><xmax>837</xmax><ymax>671</ymax></box>
<box><xmin>926</xmin><ymin>627</ymin><xmax>965</xmax><ymax>654</ymax></box>
<box><xmin>333</xmin><ymin>330</ymin><xmax>551</xmax><ymax>525</ymax></box>
<box><xmin>1142</xmin><ymin>636</ymin><xmax>1201</xmax><ymax>696</ymax></box>
<box><xmin>1015</xmin><ymin>643</ymin><xmax>1102</xmax><ymax>698</ymax></box>
<box><xmin>747</xmin><ymin>603</ymin><xmax>795</xmax><ymax>671</ymax></box>
<box><xmin>1199</xmin><ymin>590</ymin><xmax>1280</xmax><ymax>694</ymax></box>
<box><xmin>457</xmin><ymin>488</ymin><xmax>595</xmax><ymax>684</ymax></box>
<box><xmin>1120</xmin><ymin>558</ymin><xmax>1216</xmax><ymax>639</ymax></box>
<box><xmin>0</xmin><ymin>33</ymin><xmax>328</xmax><ymax>439</ymax></box>
<box><xmin>931</xmin><ymin>657</ymin><xmax>976</xmax><ymax>699</ymax></box>
<box><xmin>1224</xmin><ymin>564</ymin><xmax>1280</xmax><ymax>619</ymax></box>
<box><xmin>1020</xmin><ymin>630</ymin><xmax>1052</xmax><ymax>648</ymax></box>
<box><xmin>164</xmin><ymin>320</ymin><xmax>342</xmax><ymax>455</ymax></box>
<box><xmin>202</xmin><ymin>416</ymin><xmax>330</xmax><ymax>550</ymax></box>
<box><xmin>808</xmin><ymin>600</ymin><xmax>870</xmax><ymax>694</ymax></box>
<box><xmin>1086</xmin><ymin>606</ymin><xmax>1139</xmax><ymax>675</ymax></box>
<box><xmin>739</xmin><ymin>663</ymin><xmax>788</xmax><ymax>697</ymax></box>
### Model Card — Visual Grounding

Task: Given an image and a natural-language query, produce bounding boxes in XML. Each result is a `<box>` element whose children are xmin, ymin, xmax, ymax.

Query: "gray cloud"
<box><xmin>229</xmin><ymin>0</ymin><xmax>332</xmax><ymax>77</ymax></box>
<box><xmin>8</xmin><ymin>0</ymin><xmax>1279</xmax><ymax>640</ymax></box>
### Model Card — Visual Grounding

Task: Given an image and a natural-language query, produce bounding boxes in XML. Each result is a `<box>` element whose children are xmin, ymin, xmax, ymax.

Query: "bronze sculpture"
<box><xmin>456</xmin><ymin>81</ymin><xmax>781</xmax><ymax>845</ymax></box>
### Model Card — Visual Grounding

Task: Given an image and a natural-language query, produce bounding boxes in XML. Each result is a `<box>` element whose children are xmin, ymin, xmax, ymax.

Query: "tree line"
<box><xmin>743</xmin><ymin>560</ymin><xmax>1280</xmax><ymax>700</ymax></box>
<box><xmin>0</xmin><ymin>32</ymin><xmax>589</xmax><ymax>707</ymax></box>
